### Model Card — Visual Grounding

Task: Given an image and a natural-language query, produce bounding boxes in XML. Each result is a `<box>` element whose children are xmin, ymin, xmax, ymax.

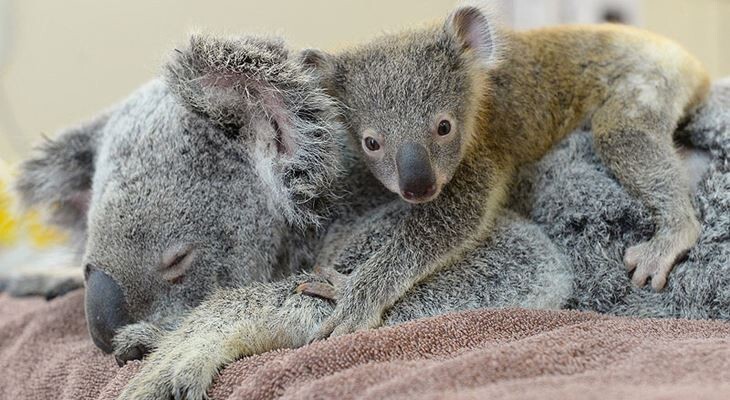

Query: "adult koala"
<box><xmin>10</xmin><ymin>33</ymin><xmax>569</xmax><ymax>364</ymax></box>
<box><xmin>12</xmin><ymin>34</ymin><xmax>358</xmax><ymax>355</ymax></box>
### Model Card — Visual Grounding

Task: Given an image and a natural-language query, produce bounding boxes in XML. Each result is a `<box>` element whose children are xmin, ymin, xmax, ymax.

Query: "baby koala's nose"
<box><xmin>396</xmin><ymin>142</ymin><xmax>438</xmax><ymax>203</ymax></box>
<box><xmin>84</xmin><ymin>265</ymin><xmax>132</xmax><ymax>354</ymax></box>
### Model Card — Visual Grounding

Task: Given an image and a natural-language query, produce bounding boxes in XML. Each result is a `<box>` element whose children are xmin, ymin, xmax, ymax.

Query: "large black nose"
<box><xmin>396</xmin><ymin>142</ymin><xmax>437</xmax><ymax>202</ymax></box>
<box><xmin>84</xmin><ymin>266</ymin><xmax>131</xmax><ymax>354</ymax></box>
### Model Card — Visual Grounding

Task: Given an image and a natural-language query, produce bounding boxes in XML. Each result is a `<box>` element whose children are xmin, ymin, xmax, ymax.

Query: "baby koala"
<box><xmin>303</xmin><ymin>5</ymin><xmax>709</xmax><ymax>337</ymax></box>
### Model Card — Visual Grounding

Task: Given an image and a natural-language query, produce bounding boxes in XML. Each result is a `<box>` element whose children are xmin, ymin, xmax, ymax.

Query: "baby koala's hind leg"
<box><xmin>592</xmin><ymin>98</ymin><xmax>700</xmax><ymax>290</ymax></box>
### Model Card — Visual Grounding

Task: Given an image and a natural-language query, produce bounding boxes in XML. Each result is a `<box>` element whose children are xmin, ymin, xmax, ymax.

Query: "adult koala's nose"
<box><xmin>396</xmin><ymin>142</ymin><xmax>438</xmax><ymax>203</ymax></box>
<box><xmin>84</xmin><ymin>266</ymin><xmax>131</xmax><ymax>354</ymax></box>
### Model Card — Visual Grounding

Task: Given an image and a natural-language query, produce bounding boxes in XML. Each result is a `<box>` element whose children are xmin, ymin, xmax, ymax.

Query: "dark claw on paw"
<box><xmin>296</xmin><ymin>282</ymin><xmax>339</xmax><ymax>301</ymax></box>
<box><xmin>116</xmin><ymin>344</ymin><xmax>149</xmax><ymax>367</ymax></box>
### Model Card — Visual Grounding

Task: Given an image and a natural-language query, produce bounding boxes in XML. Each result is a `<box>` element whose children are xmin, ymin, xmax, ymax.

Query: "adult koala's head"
<box><xmin>14</xmin><ymin>34</ymin><xmax>342</xmax><ymax>354</ymax></box>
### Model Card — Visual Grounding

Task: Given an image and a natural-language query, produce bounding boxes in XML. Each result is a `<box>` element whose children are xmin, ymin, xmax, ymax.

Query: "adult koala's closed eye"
<box><xmin>13</xmin><ymin>34</ymin><xmax>344</xmax><ymax>359</ymax></box>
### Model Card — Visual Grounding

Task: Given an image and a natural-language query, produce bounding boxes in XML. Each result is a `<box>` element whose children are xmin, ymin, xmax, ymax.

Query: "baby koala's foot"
<box><xmin>296</xmin><ymin>266</ymin><xmax>346</xmax><ymax>301</ymax></box>
<box><xmin>313</xmin><ymin>270</ymin><xmax>386</xmax><ymax>339</ymax></box>
<box><xmin>299</xmin><ymin>266</ymin><xmax>382</xmax><ymax>339</ymax></box>
<box><xmin>624</xmin><ymin>217</ymin><xmax>700</xmax><ymax>290</ymax></box>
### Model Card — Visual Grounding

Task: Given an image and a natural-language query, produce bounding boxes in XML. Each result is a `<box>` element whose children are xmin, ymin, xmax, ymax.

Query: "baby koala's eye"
<box><xmin>364</xmin><ymin>136</ymin><xmax>381</xmax><ymax>152</ymax></box>
<box><xmin>437</xmin><ymin>120</ymin><xmax>452</xmax><ymax>136</ymax></box>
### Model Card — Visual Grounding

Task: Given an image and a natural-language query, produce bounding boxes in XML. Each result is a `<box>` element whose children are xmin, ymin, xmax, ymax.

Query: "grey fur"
<box><xmin>15</xmin><ymin>112</ymin><xmax>107</xmax><ymax>247</ymax></box>
<box><xmin>118</xmin><ymin>47</ymin><xmax>729</xmax><ymax>400</ymax></box>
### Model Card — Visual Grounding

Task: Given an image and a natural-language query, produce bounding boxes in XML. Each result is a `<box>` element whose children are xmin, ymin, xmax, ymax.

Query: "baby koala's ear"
<box><xmin>445</xmin><ymin>5</ymin><xmax>500</xmax><ymax>65</ymax></box>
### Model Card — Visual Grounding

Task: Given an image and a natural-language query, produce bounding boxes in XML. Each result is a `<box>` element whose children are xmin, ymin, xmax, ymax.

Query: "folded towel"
<box><xmin>2</xmin><ymin>291</ymin><xmax>729</xmax><ymax>400</ymax></box>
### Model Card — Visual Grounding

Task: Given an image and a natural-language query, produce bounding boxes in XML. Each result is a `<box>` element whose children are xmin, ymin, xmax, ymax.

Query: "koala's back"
<box><xmin>482</xmin><ymin>24</ymin><xmax>709</xmax><ymax>165</ymax></box>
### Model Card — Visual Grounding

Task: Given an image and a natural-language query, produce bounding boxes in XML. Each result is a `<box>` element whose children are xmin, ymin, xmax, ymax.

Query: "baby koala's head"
<box><xmin>305</xmin><ymin>5</ymin><xmax>501</xmax><ymax>203</ymax></box>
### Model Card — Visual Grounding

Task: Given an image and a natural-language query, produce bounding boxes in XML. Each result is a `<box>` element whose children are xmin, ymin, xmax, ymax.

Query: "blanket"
<box><xmin>1</xmin><ymin>291</ymin><xmax>729</xmax><ymax>400</ymax></box>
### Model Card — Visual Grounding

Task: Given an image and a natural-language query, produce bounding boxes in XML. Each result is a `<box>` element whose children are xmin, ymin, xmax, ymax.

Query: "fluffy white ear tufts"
<box><xmin>447</xmin><ymin>5</ymin><xmax>499</xmax><ymax>64</ymax></box>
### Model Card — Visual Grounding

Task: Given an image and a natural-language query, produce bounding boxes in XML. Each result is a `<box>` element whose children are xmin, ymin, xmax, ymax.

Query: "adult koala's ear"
<box><xmin>445</xmin><ymin>5</ymin><xmax>502</xmax><ymax>66</ymax></box>
<box><xmin>14</xmin><ymin>113</ymin><xmax>106</xmax><ymax>243</ymax></box>
<box><xmin>167</xmin><ymin>34</ymin><xmax>344</xmax><ymax>227</ymax></box>
<box><xmin>297</xmin><ymin>49</ymin><xmax>342</xmax><ymax>97</ymax></box>
<box><xmin>166</xmin><ymin>34</ymin><xmax>297</xmax><ymax>136</ymax></box>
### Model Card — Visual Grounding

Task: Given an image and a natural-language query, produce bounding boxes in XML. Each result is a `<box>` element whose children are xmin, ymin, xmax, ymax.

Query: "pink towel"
<box><xmin>1</xmin><ymin>290</ymin><xmax>729</xmax><ymax>400</ymax></box>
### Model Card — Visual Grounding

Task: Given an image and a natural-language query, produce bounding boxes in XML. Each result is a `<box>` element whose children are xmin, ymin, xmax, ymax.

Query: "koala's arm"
<box><xmin>118</xmin><ymin>157</ymin><xmax>510</xmax><ymax>399</ymax></box>
<box><xmin>117</xmin><ymin>275</ymin><xmax>333</xmax><ymax>400</ymax></box>
<box><xmin>318</xmin><ymin>153</ymin><xmax>511</xmax><ymax>337</ymax></box>
<box><xmin>117</xmin><ymin>210</ymin><xmax>571</xmax><ymax>400</ymax></box>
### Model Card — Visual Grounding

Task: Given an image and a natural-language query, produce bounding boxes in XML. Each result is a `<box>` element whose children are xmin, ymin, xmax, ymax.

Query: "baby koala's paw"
<box><xmin>113</xmin><ymin>321</ymin><xmax>166</xmax><ymax>366</ymax></box>
<box><xmin>624</xmin><ymin>219</ymin><xmax>700</xmax><ymax>290</ymax></box>
<box><xmin>311</xmin><ymin>268</ymin><xmax>385</xmax><ymax>339</ymax></box>
<box><xmin>315</xmin><ymin>301</ymin><xmax>383</xmax><ymax>339</ymax></box>
<box><xmin>0</xmin><ymin>267</ymin><xmax>83</xmax><ymax>299</ymax></box>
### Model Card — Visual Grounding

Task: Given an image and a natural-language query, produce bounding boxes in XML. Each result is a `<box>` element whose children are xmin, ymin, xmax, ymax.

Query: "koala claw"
<box><xmin>297</xmin><ymin>265</ymin><xmax>347</xmax><ymax>301</ymax></box>
<box><xmin>113</xmin><ymin>321</ymin><xmax>165</xmax><ymax>365</ymax></box>
<box><xmin>296</xmin><ymin>282</ymin><xmax>339</xmax><ymax>301</ymax></box>
<box><xmin>624</xmin><ymin>224</ymin><xmax>698</xmax><ymax>290</ymax></box>
<box><xmin>115</xmin><ymin>344</ymin><xmax>148</xmax><ymax>367</ymax></box>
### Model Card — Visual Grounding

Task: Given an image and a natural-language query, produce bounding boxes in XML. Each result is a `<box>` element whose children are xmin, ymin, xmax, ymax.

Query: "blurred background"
<box><xmin>0</xmin><ymin>0</ymin><xmax>728</xmax><ymax>163</ymax></box>
<box><xmin>0</xmin><ymin>0</ymin><xmax>728</xmax><ymax>267</ymax></box>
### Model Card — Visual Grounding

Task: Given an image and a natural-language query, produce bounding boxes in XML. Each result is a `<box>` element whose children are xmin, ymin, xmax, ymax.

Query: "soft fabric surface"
<box><xmin>2</xmin><ymin>291</ymin><xmax>729</xmax><ymax>400</ymax></box>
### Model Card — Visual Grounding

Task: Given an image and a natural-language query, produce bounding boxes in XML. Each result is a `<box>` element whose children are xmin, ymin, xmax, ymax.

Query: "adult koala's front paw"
<box><xmin>118</xmin><ymin>332</ymin><xmax>223</xmax><ymax>400</ymax></box>
<box><xmin>113</xmin><ymin>321</ymin><xmax>166</xmax><ymax>366</ymax></box>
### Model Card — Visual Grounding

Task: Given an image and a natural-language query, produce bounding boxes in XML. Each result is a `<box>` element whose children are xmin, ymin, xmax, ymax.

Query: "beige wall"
<box><xmin>0</xmin><ymin>0</ymin><xmax>455</xmax><ymax>161</ymax></box>
<box><xmin>643</xmin><ymin>0</ymin><xmax>729</xmax><ymax>79</ymax></box>
<box><xmin>0</xmin><ymin>0</ymin><xmax>727</xmax><ymax>162</ymax></box>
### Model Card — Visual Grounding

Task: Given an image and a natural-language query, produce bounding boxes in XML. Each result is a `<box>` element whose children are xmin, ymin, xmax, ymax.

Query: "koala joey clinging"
<box><xmin>304</xmin><ymin>5</ymin><xmax>709</xmax><ymax>337</ymax></box>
